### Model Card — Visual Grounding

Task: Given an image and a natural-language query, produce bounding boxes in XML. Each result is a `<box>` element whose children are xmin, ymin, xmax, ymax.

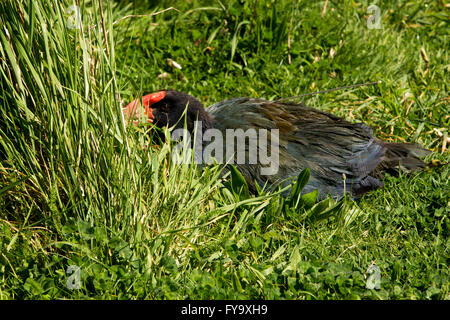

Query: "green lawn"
<box><xmin>0</xmin><ymin>0</ymin><xmax>448</xmax><ymax>299</ymax></box>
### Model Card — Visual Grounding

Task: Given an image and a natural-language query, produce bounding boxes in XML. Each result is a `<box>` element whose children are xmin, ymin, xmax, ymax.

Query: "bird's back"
<box><xmin>207</xmin><ymin>97</ymin><xmax>388</xmax><ymax>199</ymax></box>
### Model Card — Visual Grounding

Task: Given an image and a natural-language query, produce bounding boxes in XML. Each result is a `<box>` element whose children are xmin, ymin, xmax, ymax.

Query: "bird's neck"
<box><xmin>191</xmin><ymin>110</ymin><xmax>216</xmax><ymax>135</ymax></box>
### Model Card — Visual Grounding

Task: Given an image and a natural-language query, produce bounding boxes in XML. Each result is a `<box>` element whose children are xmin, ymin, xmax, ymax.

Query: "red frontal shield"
<box><xmin>122</xmin><ymin>91</ymin><xmax>166</xmax><ymax>122</ymax></box>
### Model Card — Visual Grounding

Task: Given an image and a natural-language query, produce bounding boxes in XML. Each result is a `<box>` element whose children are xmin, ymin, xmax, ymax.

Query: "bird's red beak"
<box><xmin>122</xmin><ymin>91</ymin><xmax>166</xmax><ymax>124</ymax></box>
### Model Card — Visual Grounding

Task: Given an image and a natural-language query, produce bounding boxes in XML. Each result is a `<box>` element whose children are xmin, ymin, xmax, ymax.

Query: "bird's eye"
<box><xmin>160</xmin><ymin>103</ymin><xmax>169</xmax><ymax>112</ymax></box>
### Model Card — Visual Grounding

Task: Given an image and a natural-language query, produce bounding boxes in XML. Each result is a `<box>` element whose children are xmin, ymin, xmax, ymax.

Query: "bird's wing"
<box><xmin>207</xmin><ymin>98</ymin><xmax>386</xmax><ymax>199</ymax></box>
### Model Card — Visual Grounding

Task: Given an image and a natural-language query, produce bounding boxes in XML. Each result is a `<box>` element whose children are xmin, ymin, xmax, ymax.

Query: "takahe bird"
<box><xmin>123</xmin><ymin>90</ymin><xmax>430</xmax><ymax>199</ymax></box>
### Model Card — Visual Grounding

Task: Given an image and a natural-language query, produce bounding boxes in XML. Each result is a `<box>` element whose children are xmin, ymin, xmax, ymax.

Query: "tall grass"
<box><xmin>1</xmin><ymin>0</ymin><xmax>131</xmax><ymax>234</ymax></box>
<box><xmin>0</xmin><ymin>0</ymin><xmax>233</xmax><ymax>297</ymax></box>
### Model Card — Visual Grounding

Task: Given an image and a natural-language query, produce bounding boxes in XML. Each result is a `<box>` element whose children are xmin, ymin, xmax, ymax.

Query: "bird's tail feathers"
<box><xmin>378</xmin><ymin>142</ymin><xmax>431</xmax><ymax>174</ymax></box>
